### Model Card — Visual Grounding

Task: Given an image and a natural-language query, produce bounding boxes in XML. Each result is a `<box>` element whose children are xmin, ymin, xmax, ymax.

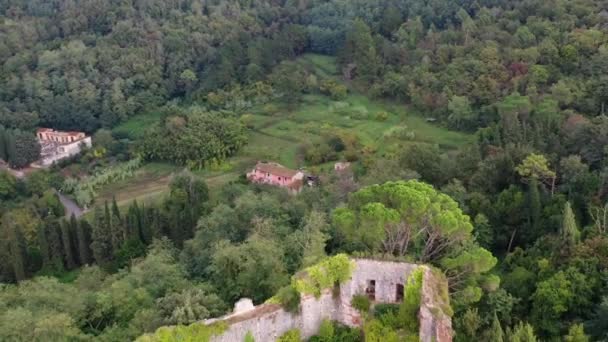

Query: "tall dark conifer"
<box><xmin>0</xmin><ymin>125</ymin><xmax>7</xmax><ymax>161</ymax></box>
<box><xmin>4</xmin><ymin>214</ymin><xmax>27</xmax><ymax>281</ymax></box>
<box><xmin>46</xmin><ymin>214</ymin><xmax>65</xmax><ymax>271</ymax></box>
<box><xmin>91</xmin><ymin>206</ymin><xmax>112</xmax><ymax>266</ymax></box>
<box><xmin>37</xmin><ymin>222</ymin><xmax>51</xmax><ymax>268</ymax></box>
<box><xmin>108</xmin><ymin>200</ymin><xmax>123</xmax><ymax>253</ymax></box>
<box><xmin>60</xmin><ymin>219</ymin><xmax>76</xmax><ymax>269</ymax></box>
<box><xmin>77</xmin><ymin>219</ymin><xmax>93</xmax><ymax>265</ymax></box>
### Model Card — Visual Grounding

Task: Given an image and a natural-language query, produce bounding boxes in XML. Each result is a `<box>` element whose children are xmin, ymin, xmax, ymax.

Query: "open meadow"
<box><xmin>101</xmin><ymin>54</ymin><xmax>472</xmax><ymax>207</ymax></box>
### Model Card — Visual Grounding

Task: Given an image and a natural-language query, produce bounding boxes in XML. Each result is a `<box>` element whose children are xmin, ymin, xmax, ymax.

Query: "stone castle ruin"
<box><xmin>203</xmin><ymin>259</ymin><xmax>453</xmax><ymax>342</ymax></box>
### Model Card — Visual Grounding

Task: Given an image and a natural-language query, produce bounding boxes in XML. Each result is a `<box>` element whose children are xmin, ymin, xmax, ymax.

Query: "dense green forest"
<box><xmin>1</xmin><ymin>0</ymin><xmax>608</xmax><ymax>341</ymax></box>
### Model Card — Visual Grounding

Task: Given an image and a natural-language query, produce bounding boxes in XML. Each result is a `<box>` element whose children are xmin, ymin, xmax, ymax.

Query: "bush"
<box><xmin>274</xmin><ymin>285</ymin><xmax>301</xmax><ymax>313</ymax></box>
<box><xmin>373</xmin><ymin>303</ymin><xmax>400</xmax><ymax>317</ymax></box>
<box><xmin>277</xmin><ymin>329</ymin><xmax>301</xmax><ymax>342</ymax></box>
<box><xmin>398</xmin><ymin>269</ymin><xmax>423</xmax><ymax>333</ymax></box>
<box><xmin>351</xmin><ymin>294</ymin><xmax>371</xmax><ymax>313</ymax></box>
<box><xmin>320</xmin><ymin>80</ymin><xmax>348</xmax><ymax>100</ymax></box>
<box><xmin>375</xmin><ymin>111</ymin><xmax>389</xmax><ymax>122</ymax></box>
<box><xmin>317</xmin><ymin>319</ymin><xmax>334</xmax><ymax>341</ymax></box>
<box><xmin>309</xmin><ymin>321</ymin><xmax>362</xmax><ymax>342</ymax></box>
<box><xmin>293</xmin><ymin>254</ymin><xmax>353</xmax><ymax>297</ymax></box>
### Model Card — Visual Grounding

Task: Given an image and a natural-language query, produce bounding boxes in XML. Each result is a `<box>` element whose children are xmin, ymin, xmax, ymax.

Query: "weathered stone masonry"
<box><xmin>205</xmin><ymin>259</ymin><xmax>453</xmax><ymax>342</ymax></box>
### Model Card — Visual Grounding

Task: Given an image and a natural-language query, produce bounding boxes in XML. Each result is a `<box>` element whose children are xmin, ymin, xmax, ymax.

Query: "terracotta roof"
<box><xmin>255</xmin><ymin>162</ymin><xmax>299</xmax><ymax>178</ymax></box>
<box><xmin>37</xmin><ymin>128</ymin><xmax>85</xmax><ymax>137</ymax></box>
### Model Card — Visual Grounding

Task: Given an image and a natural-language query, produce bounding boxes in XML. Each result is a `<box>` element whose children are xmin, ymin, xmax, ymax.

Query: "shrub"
<box><xmin>273</xmin><ymin>285</ymin><xmax>301</xmax><ymax>313</ymax></box>
<box><xmin>277</xmin><ymin>329</ymin><xmax>301</xmax><ymax>342</ymax></box>
<box><xmin>318</xmin><ymin>319</ymin><xmax>334</xmax><ymax>340</ymax></box>
<box><xmin>351</xmin><ymin>294</ymin><xmax>371</xmax><ymax>313</ymax></box>
<box><xmin>240</xmin><ymin>114</ymin><xmax>255</xmax><ymax>129</ymax></box>
<box><xmin>293</xmin><ymin>254</ymin><xmax>354</xmax><ymax>297</ymax></box>
<box><xmin>137</xmin><ymin>321</ymin><xmax>227</xmax><ymax>342</ymax></box>
<box><xmin>244</xmin><ymin>331</ymin><xmax>255</xmax><ymax>342</ymax></box>
<box><xmin>375</xmin><ymin>111</ymin><xmax>389</xmax><ymax>122</ymax></box>
<box><xmin>320</xmin><ymin>80</ymin><xmax>348</xmax><ymax>100</ymax></box>
<box><xmin>262</xmin><ymin>104</ymin><xmax>280</xmax><ymax>115</ymax></box>
<box><xmin>398</xmin><ymin>269</ymin><xmax>423</xmax><ymax>333</ymax></box>
<box><xmin>373</xmin><ymin>303</ymin><xmax>400</xmax><ymax>318</ymax></box>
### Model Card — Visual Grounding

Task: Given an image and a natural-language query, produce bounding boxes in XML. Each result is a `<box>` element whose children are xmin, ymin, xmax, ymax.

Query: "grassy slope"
<box><xmin>96</xmin><ymin>53</ymin><xmax>472</xmax><ymax>207</ymax></box>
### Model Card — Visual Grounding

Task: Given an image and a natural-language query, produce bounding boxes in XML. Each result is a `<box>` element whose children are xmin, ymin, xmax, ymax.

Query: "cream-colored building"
<box><xmin>35</xmin><ymin>128</ymin><xmax>92</xmax><ymax>167</ymax></box>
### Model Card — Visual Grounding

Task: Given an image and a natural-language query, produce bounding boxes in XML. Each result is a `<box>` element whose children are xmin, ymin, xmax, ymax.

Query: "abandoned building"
<box><xmin>202</xmin><ymin>259</ymin><xmax>453</xmax><ymax>342</ymax></box>
<box><xmin>35</xmin><ymin>128</ymin><xmax>92</xmax><ymax>167</ymax></box>
<box><xmin>247</xmin><ymin>162</ymin><xmax>305</xmax><ymax>194</ymax></box>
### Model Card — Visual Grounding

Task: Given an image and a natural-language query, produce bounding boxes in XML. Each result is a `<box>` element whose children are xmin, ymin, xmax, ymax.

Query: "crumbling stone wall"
<box><xmin>206</xmin><ymin>259</ymin><xmax>452</xmax><ymax>342</ymax></box>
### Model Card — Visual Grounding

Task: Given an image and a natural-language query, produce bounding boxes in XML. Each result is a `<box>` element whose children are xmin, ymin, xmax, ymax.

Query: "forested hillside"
<box><xmin>1</xmin><ymin>0</ymin><xmax>608</xmax><ymax>341</ymax></box>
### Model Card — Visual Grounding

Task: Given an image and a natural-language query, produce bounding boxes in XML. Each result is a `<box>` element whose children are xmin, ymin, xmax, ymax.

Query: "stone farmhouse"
<box><xmin>247</xmin><ymin>162</ymin><xmax>305</xmax><ymax>194</ymax></box>
<box><xmin>35</xmin><ymin>128</ymin><xmax>92</xmax><ymax>167</ymax></box>
<box><xmin>203</xmin><ymin>259</ymin><xmax>453</xmax><ymax>342</ymax></box>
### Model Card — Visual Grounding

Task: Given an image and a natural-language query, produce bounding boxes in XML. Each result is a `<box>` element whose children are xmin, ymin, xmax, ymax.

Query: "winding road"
<box><xmin>56</xmin><ymin>191</ymin><xmax>85</xmax><ymax>218</ymax></box>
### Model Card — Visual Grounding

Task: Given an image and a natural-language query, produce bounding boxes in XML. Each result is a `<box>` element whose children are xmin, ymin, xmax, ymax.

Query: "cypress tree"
<box><xmin>68</xmin><ymin>215</ymin><xmax>80</xmax><ymax>265</ymax></box>
<box><xmin>139</xmin><ymin>203</ymin><xmax>152</xmax><ymax>244</ymax></box>
<box><xmin>91</xmin><ymin>206</ymin><xmax>112</xmax><ymax>266</ymax></box>
<box><xmin>528</xmin><ymin>179</ymin><xmax>541</xmax><ymax>240</ymax></box>
<box><xmin>0</xmin><ymin>125</ymin><xmax>7</xmax><ymax>161</ymax></box>
<box><xmin>487</xmin><ymin>312</ymin><xmax>504</xmax><ymax>342</ymax></box>
<box><xmin>562</xmin><ymin>202</ymin><xmax>580</xmax><ymax>246</ymax></box>
<box><xmin>108</xmin><ymin>200</ymin><xmax>123</xmax><ymax>252</ymax></box>
<box><xmin>111</xmin><ymin>196</ymin><xmax>121</xmax><ymax>221</ymax></box>
<box><xmin>76</xmin><ymin>219</ymin><xmax>93</xmax><ymax>265</ymax></box>
<box><xmin>4</xmin><ymin>213</ymin><xmax>27</xmax><ymax>281</ymax></box>
<box><xmin>126</xmin><ymin>200</ymin><xmax>142</xmax><ymax>241</ymax></box>
<box><xmin>37</xmin><ymin>222</ymin><xmax>51</xmax><ymax>268</ymax></box>
<box><xmin>148</xmin><ymin>207</ymin><xmax>163</xmax><ymax>240</ymax></box>
<box><xmin>46</xmin><ymin>214</ymin><xmax>65</xmax><ymax>271</ymax></box>
<box><xmin>60</xmin><ymin>220</ymin><xmax>76</xmax><ymax>269</ymax></box>
<box><xmin>5</xmin><ymin>129</ymin><xmax>16</xmax><ymax>166</ymax></box>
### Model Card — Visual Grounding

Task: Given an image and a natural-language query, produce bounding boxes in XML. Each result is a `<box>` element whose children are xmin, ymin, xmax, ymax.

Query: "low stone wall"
<box><xmin>206</xmin><ymin>259</ymin><xmax>452</xmax><ymax>342</ymax></box>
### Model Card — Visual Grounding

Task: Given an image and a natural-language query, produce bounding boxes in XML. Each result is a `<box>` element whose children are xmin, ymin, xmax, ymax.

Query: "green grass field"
<box><xmin>97</xmin><ymin>54</ymin><xmax>472</xmax><ymax>206</ymax></box>
<box><xmin>112</xmin><ymin>110</ymin><xmax>163</xmax><ymax>139</ymax></box>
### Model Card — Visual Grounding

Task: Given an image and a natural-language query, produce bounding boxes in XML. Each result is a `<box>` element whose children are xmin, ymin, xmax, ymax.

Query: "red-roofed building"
<box><xmin>247</xmin><ymin>162</ymin><xmax>305</xmax><ymax>193</ymax></box>
<box><xmin>37</xmin><ymin>128</ymin><xmax>86</xmax><ymax>143</ymax></box>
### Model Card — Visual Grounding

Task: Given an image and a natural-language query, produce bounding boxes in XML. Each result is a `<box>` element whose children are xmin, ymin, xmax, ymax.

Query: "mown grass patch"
<box><xmin>112</xmin><ymin>111</ymin><xmax>163</xmax><ymax>139</ymax></box>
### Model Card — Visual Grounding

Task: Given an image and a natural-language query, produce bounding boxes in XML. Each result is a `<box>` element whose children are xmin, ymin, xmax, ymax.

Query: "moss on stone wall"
<box><xmin>293</xmin><ymin>254</ymin><xmax>354</xmax><ymax>298</ymax></box>
<box><xmin>429</xmin><ymin>267</ymin><xmax>454</xmax><ymax>318</ymax></box>
<box><xmin>136</xmin><ymin>321</ymin><xmax>228</xmax><ymax>342</ymax></box>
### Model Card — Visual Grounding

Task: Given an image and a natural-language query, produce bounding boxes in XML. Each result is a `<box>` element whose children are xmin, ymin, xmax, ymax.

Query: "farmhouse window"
<box><xmin>396</xmin><ymin>284</ymin><xmax>404</xmax><ymax>302</ymax></box>
<box><xmin>366</xmin><ymin>280</ymin><xmax>376</xmax><ymax>301</ymax></box>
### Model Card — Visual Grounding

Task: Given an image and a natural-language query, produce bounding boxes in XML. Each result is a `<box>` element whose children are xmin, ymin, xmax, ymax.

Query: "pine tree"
<box><xmin>60</xmin><ymin>220</ymin><xmax>76</xmax><ymax>269</ymax></box>
<box><xmin>76</xmin><ymin>219</ymin><xmax>93</xmax><ymax>265</ymax></box>
<box><xmin>91</xmin><ymin>206</ymin><xmax>112</xmax><ymax>266</ymax></box>
<box><xmin>562</xmin><ymin>202</ymin><xmax>580</xmax><ymax>246</ymax></box>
